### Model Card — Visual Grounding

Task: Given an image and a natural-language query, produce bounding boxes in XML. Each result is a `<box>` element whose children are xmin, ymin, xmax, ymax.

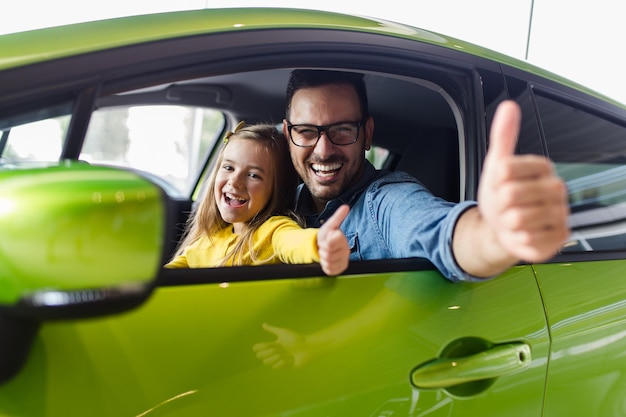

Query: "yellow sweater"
<box><xmin>165</xmin><ymin>216</ymin><xmax>319</xmax><ymax>268</ymax></box>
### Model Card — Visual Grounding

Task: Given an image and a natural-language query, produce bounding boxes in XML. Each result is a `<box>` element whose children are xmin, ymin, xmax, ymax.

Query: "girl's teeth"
<box><xmin>225</xmin><ymin>193</ymin><xmax>246</xmax><ymax>204</ymax></box>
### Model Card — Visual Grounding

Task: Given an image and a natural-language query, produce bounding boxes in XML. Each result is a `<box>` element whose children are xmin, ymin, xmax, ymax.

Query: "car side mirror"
<box><xmin>0</xmin><ymin>162</ymin><xmax>172</xmax><ymax>383</ymax></box>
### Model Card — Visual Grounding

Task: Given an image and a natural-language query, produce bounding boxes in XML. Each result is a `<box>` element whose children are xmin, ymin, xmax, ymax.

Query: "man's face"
<box><xmin>284</xmin><ymin>84</ymin><xmax>373</xmax><ymax>212</ymax></box>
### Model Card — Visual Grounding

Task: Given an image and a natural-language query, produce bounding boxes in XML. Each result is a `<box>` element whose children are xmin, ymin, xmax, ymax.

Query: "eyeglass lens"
<box><xmin>290</xmin><ymin>122</ymin><xmax>360</xmax><ymax>146</ymax></box>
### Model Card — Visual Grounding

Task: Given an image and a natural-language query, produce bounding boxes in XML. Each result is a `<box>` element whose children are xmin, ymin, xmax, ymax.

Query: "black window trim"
<box><xmin>528</xmin><ymin>83</ymin><xmax>626</xmax><ymax>261</ymax></box>
<box><xmin>157</xmin><ymin>257</ymin><xmax>442</xmax><ymax>287</ymax></box>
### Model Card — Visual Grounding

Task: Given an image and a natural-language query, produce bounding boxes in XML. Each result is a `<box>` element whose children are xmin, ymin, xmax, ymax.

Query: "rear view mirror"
<box><xmin>0</xmin><ymin>162</ymin><xmax>169</xmax><ymax>318</ymax></box>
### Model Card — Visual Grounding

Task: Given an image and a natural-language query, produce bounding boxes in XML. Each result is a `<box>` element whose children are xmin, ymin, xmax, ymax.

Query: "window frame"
<box><xmin>503</xmin><ymin>64</ymin><xmax>626</xmax><ymax>261</ymax></box>
<box><xmin>0</xmin><ymin>27</ymin><xmax>507</xmax><ymax>277</ymax></box>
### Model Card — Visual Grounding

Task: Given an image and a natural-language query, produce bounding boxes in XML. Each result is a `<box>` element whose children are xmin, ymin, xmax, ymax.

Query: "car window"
<box><xmin>0</xmin><ymin>112</ymin><xmax>70</xmax><ymax>166</ymax></box>
<box><xmin>366</xmin><ymin>146</ymin><xmax>390</xmax><ymax>169</ymax></box>
<box><xmin>82</xmin><ymin>105</ymin><xmax>225</xmax><ymax>198</ymax></box>
<box><xmin>534</xmin><ymin>93</ymin><xmax>626</xmax><ymax>252</ymax></box>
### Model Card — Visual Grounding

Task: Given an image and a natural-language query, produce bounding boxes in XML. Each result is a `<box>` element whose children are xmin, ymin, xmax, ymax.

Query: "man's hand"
<box><xmin>477</xmin><ymin>100</ymin><xmax>570</xmax><ymax>264</ymax></box>
<box><xmin>317</xmin><ymin>204</ymin><xmax>350</xmax><ymax>275</ymax></box>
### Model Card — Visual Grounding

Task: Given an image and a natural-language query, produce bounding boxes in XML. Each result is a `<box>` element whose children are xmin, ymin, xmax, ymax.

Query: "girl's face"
<box><xmin>214</xmin><ymin>139</ymin><xmax>274</xmax><ymax>234</ymax></box>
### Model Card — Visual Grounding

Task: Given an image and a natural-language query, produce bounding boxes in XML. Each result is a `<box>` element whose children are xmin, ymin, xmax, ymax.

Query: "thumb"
<box><xmin>321</xmin><ymin>204</ymin><xmax>350</xmax><ymax>232</ymax></box>
<box><xmin>261</xmin><ymin>322</ymin><xmax>283</xmax><ymax>337</ymax></box>
<box><xmin>486</xmin><ymin>100</ymin><xmax>521</xmax><ymax>161</ymax></box>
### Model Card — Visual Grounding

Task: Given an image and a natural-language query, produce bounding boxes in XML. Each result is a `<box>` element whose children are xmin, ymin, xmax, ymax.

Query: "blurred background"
<box><xmin>3</xmin><ymin>0</ymin><xmax>624</xmax><ymax>105</ymax></box>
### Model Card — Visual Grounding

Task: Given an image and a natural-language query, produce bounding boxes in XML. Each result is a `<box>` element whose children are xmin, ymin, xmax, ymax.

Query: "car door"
<box><xmin>1</xmin><ymin>265</ymin><xmax>549</xmax><ymax>417</ymax></box>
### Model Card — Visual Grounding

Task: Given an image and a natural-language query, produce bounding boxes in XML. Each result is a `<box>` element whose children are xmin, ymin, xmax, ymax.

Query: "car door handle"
<box><xmin>410</xmin><ymin>342</ymin><xmax>531</xmax><ymax>389</ymax></box>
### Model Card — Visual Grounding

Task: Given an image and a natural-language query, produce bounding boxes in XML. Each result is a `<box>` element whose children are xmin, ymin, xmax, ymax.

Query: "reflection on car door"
<box><xmin>4</xmin><ymin>265</ymin><xmax>549</xmax><ymax>416</ymax></box>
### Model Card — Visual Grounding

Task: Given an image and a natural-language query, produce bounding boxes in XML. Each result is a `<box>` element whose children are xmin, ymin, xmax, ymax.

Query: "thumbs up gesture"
<box><xmin>317</xmin><ymin>204</ymin><xmax>350</xmax><ymax>276</ymax></box>
<box><xmin>477</xmin><ymin>100</ymin><xmax>570</xmax><ymax>264</ymax></box>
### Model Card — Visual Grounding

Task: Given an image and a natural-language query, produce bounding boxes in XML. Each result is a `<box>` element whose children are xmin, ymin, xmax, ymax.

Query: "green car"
<box><xmin>1</xmin><ymin>8</ymin><xmax>625</xmax><ymax>417</ymax></box>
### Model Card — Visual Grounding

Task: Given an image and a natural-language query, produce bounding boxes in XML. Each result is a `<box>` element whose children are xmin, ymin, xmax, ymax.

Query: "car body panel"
<box><xmin>1</xmin><ymin>267</ymin><xmax>550</xmax><ymax>416</ymax></box>
<box><xmin>534</xmin><ymin>261</ymin><xmax>626</xmax><ymax>416</ymax></box>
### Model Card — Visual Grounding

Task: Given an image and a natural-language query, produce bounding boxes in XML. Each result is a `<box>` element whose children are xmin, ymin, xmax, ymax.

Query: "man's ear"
<box><xmin>282</xmin><ymin>119</ymin><xmax>289</xmax><ymax>137</ymax></box>
<box><xmin>364</xmin><ymin>116</ymin><xmax>374</xmax><ymax>150</ymax></box>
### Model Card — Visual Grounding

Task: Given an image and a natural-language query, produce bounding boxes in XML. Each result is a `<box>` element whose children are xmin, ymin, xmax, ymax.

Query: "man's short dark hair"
<box><xmin>285</xmin><ymin>69</ymin><xmax>370</xmax><ymax>121</ymax></box>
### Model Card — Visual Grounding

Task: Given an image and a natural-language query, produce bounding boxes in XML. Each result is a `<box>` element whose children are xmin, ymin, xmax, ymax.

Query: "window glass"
<box><xmin>82</xmin><ymin>105</ymin><xmax>225</xmax><ymax>198</ymax></box>
<box><xmin>1</xmin><ymin>114</ymin><xmax>70</xmax><ymax>166</ymax></box>
<box><xmin>366</xmin><ymin>146</ymin><xmax>390</xmax><ymax>169</ymax></box>
<box><xmin>535</xmin><ymin>94</ymin><xmax>626</xmax><ymax>252</ymax></box>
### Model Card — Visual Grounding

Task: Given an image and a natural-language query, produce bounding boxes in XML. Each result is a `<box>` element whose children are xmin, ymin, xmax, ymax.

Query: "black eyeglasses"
<box><xmin>286</xmin><ymin>120</ymin><xmax>364</xmax><ymax>147</ymax></box>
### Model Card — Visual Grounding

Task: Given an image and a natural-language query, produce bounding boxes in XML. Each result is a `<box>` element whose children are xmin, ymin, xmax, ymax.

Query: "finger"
<box><xmin>320</xmin><ymin>243</ymin><xmax>349</xmax><ymax>276</ymax></box>
<box><xmin>322</xmin><ymin>263</ymin><xmax>343</xmax><ymax>277</ymax></box>
<box><xmin>252</xmin><ymin>342</ymin><xmax>270</xmax><ymax>353</ymax></box>
<box><xmin>254</xmin><ymin>346</ymin><xmax>278</xmax><ymax>359</ymax></box>
<box><xmin>270</xmin><ymin>358</ymin><xmax>290</xmax><ymax>370</ymax></box>
<box><xmin>263</xmin><ymin>354</ymin><xmax>285</xmax><ymax>367</ymax></box>
<box><xmin>499</xmin><ymin>228</ymin><xmax>569</xmax><ymax>263</ymax></box>
<box><xmin>494</xmin><ymin>176</ymin><xmax>567</xmax><ymax>208</ymax></box>
<box><xmin>487</xmin><ymin>100</ymin><xmax>522</xmax><ymax>161</ymax></box>
<box><xmin>496</xmin><ymin>156</ymin><xmax>556</xmax><ymax>182</ymax></box>
<box><xmin>320</xmin><ymin>258</ymin><xmax>338</xmax><ymax>276</ymax></box>
<box><xmin>321</xmin><ymin>229</ymin><xmax>347</xmax><ymax>250</ymax></box>
<box><xmin>499</xmin><ymin>204</ymin><xmax>569</xmax><ymax>232</ymax></box>
<box><xmin>321</xmin><ymin>204</ymin><xmax>350</xmax><ymax>231</ymax></box>
<box><xmin>261</xmin><ymin>322</ymin><xmax>282</xmax><ymax>336</ymax></box>
<box><xmin>321</xmin><ymin>230</ymin><xmax>349</xmax><ymax>256</ymax></box>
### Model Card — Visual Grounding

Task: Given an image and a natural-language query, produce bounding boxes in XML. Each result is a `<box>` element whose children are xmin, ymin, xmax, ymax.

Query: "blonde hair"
<box><xmin>172</xmin><ymin>123</ymin><xmax>301</xmax><ymax>266</ymax></box>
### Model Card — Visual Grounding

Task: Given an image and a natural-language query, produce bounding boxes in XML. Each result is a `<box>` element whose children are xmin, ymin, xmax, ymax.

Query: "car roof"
<box><xmin>0</xmin><ymin>8</ymin><xmax>432</xmax><ymax>69</ymax></box>
<box><xmin>0</xmin><ymin>9</ymin><xmax>572</xmax><ymax>73</ymax></box>
<box><xmin>2</xmin><ymin>8</ymin><xmax>619</xmax><ymax>109</ymax></box>
<box><xmin>0</xmin><ymin>8</ymin><xmax>481</xmax><ymax>69</ymax></box>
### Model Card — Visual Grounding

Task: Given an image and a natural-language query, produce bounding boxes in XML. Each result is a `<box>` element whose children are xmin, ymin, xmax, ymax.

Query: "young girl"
<box><xmin>166</xmin><ymin>122</ymin><xmax>350</xmax><ymax>276</ymax></box>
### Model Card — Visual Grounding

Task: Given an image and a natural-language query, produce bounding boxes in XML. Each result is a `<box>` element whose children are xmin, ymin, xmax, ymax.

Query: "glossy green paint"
<box><xmin>0</xmin><ymin>266</ymin><xmax>551</xmax><ymax>416</ymax></box>
<box><xmin>0</xmin><ymin>162</ymin><xmax>165</xmax><ymax>305</ymax></box>
<box><xmin>0</xmin><ymin>8</ymin><xmax>425</xmax><ymax>70</ymax></box>
<box><xmin>0</xmin><ymin>8</ymin><xmax>621</xmax><ymax>108</ymax></box>
<box><xmin>533</xmin><ymin>260</ymin><xmax>626</xmax><ymax>416</ymax></box>
<box><xmin>411</xmin><ymin>342</ymin><xmax>532</xmax><ymax>389</ymax></box>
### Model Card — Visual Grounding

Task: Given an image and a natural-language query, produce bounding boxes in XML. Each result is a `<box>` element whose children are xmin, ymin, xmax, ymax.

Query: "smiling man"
<box><xmin>283</xmin><ymin>69</ymin><xmax>570</xmax><ymax>282</ymax></box>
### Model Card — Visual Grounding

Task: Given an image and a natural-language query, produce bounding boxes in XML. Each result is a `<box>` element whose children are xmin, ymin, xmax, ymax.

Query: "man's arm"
<box><xmin>453</xmin><ymin>100</ymin><xmax>570</xmax><ymax>278</ymax></box>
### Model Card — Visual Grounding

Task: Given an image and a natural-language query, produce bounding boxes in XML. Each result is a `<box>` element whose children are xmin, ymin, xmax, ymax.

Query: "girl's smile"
<box><xmin>224</xmin><ymin>192</ymin><xmax>247</xmax><ymax>207</ymax></box>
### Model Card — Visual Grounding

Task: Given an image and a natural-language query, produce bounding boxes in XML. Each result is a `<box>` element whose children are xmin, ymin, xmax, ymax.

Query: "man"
<box><xmin>283</xmin><ymin>69</ymin><xmax>570</xmax><ymax>282</ymax></box>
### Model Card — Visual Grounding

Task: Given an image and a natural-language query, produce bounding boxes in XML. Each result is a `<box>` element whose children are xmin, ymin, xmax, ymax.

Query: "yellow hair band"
<box><xmin>223</xmin><ymin>120</ymin><xmax>246</xmax><ymax>143</ymax></box>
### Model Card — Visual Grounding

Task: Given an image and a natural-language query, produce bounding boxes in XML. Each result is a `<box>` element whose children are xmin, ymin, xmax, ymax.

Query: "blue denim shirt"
<box><xmin>295</xmin><ymin>161</ymin><xmax>479</xmax><ymax>282</ymax></box>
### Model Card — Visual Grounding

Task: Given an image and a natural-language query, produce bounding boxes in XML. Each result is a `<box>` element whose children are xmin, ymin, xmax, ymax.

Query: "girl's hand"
<box><xmin>317</xmin><ymin>204</ymin><xmax>350</xmax><ymax>276</ymax></box>
<box><xmin>253</xmin><ymin>323</ymin><xmax>311</xmax><ymax>369</ymax></box>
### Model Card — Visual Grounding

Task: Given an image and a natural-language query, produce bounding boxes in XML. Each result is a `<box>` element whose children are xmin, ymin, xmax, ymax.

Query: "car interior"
<box><xmin>97</xmin><ymin>69</ymin><xmax>462</xmax><ymax>192</ymax></box>
<box><xmin>0</xmin><ymin>65</ymin><xmax>467</xmax><ymax>269</ymax></box>
<box><xmin>88</xmin><ymin>67</ymin><xmax>466</xmax><ymax>262</ymax></box>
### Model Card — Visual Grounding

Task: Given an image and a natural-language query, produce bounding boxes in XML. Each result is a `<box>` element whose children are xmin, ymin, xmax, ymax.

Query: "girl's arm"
<box><xmin>270</xmin><ymin>206</ymin><xmax>350</xmax><ymax>275</ymax></box>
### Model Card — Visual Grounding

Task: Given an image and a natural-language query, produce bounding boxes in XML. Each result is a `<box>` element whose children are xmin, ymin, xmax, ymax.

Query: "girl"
<box><xmin>166</xmin><ymin>122</ymin><xmax>350</xmax><ymax>276</ymax></box>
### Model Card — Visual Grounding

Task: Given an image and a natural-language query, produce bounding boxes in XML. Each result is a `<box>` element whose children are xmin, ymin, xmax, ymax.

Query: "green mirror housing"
<box><xmin>0</xmin><ymin>161</ymin><xmax>169</xmax><ymax>319</ymax></box>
